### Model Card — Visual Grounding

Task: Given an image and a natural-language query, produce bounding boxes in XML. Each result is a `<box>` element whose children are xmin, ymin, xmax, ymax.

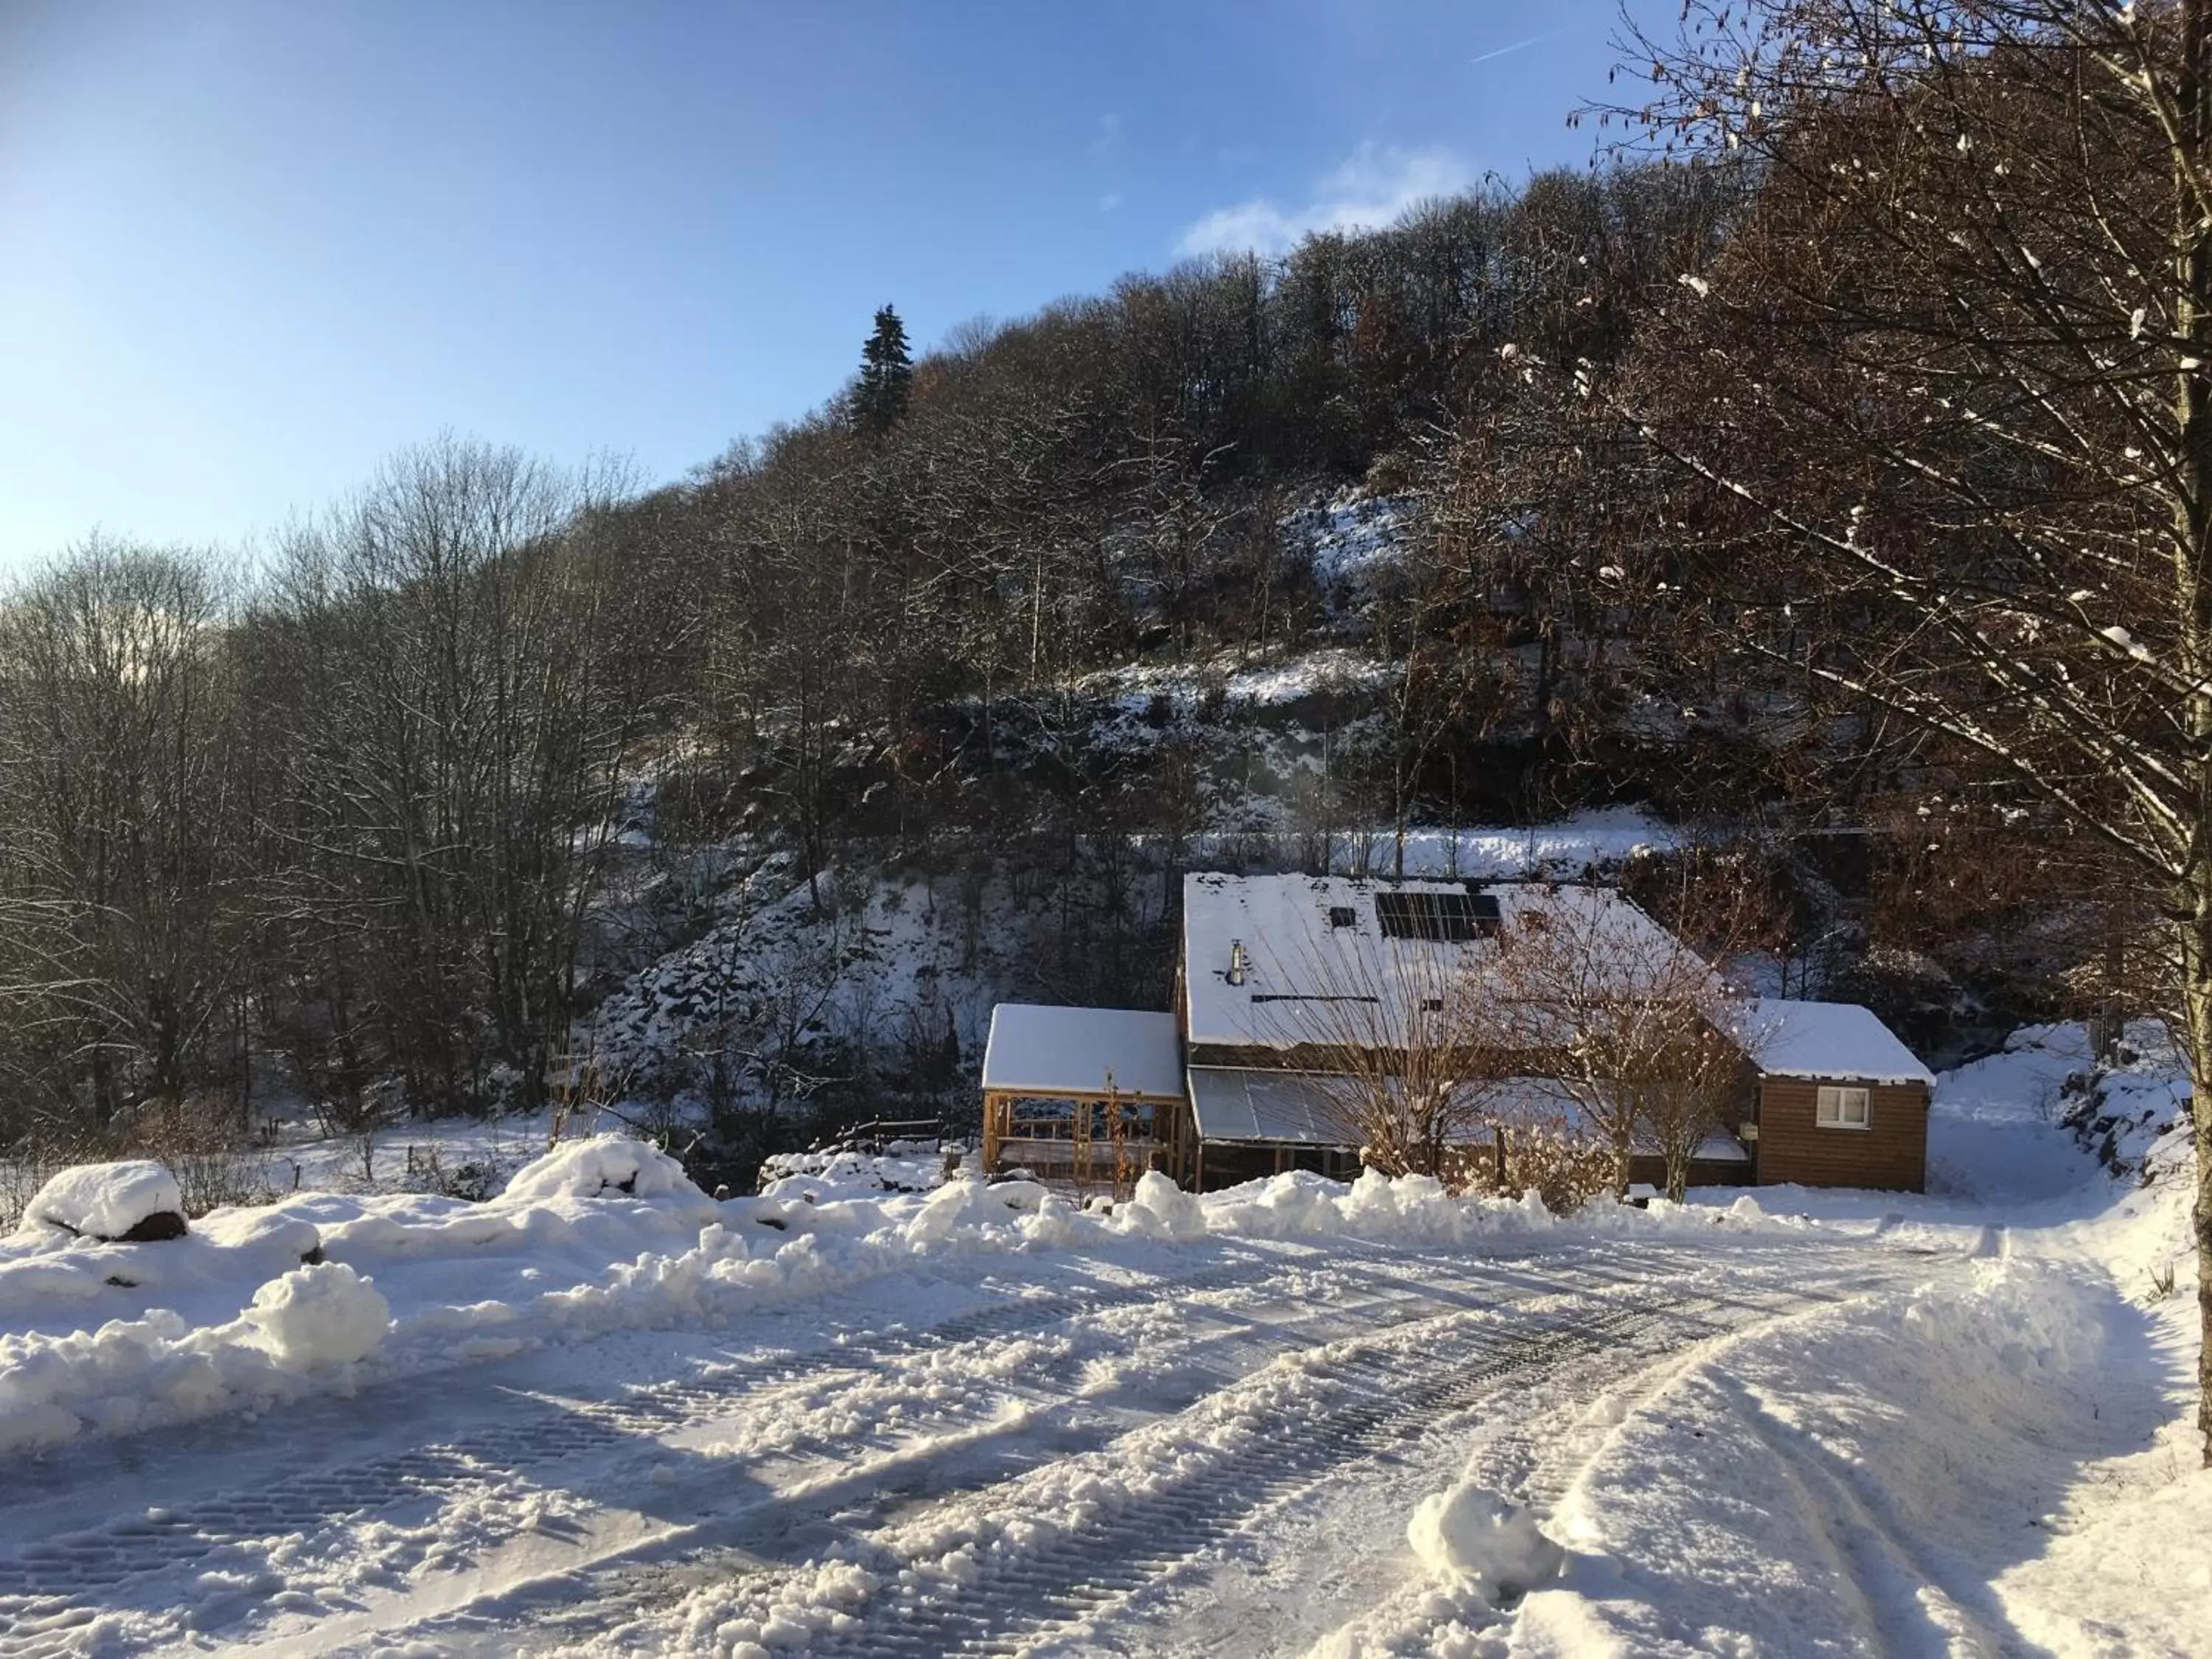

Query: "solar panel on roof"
<box><xmin>1373</xmin><ymin>889</ymin><xmax>1497</xmax><ymax>941</ymax></box>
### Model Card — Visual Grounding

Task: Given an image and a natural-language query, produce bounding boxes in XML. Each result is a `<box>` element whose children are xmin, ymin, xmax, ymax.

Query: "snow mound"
<box><xmin>243</xmin><ymin>1262</ymin><xmax>390</xmax><ymax>1369</ymax></box>
<box><xmin>501</xmin><ymin>1134</ymin><xmax>700</xmax><ymax>1204</ymax></box>
<box><xmin>902</xmin><ymin>1178</ymin><xmax>1039</xmax><ymax>1247</ymax></box>
<box><xmin>18</xmin><ymin>1161</ymin><xmax>186</xmax><ymax>1242</ymax></box>
<box><xmin>759</xmin><ymin>1148</ymin><xmax>949</xmax><ymax>1203</ymax></box>
<box><xmin>1408</xmin><ymin>1481</ymin><xmax>1564</xmax><ymax>1601</ymax></box>
<box><xmin>1116</xmin><ymin>1169</ymin><xmax>1208</xmax><ymax>1241</ymax></box>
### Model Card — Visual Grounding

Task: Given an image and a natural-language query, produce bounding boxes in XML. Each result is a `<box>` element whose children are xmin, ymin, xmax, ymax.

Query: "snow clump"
<box><xmin>243</xmin><ymin>1262</ymin><xmax>391</xmax><ymax>1369</ymax></box>
<box><xmin>1408</xmin><ymin>1480</ymin><xmax>1565</xmax><ymax>1603</ymax></box>
<box><xmin>1115</xmin><ymin>1169</ymin><xmax>1208</xmax><ymax>1241</ymax></box>
<box><xmin>18</xmin><ymin>1161</ymin><xmax>187</xmax><ymax>1242</ymax></box>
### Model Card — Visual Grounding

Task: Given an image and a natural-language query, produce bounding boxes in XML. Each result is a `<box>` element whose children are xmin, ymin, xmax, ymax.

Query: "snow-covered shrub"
<box><xmin>1443</xmin><ymin>1125</ymin><xmax>1615</xmax><ymax>1214</ymax></box>
<box><xmin>501</xmin><ymin>1133</ymin><xmax>700</xmax><ymax>1204</ymax></box>
<box><xmin>16</xmin><ymin>1161</ymin><xmax>187</xmax><ymax>1242</ymax></box>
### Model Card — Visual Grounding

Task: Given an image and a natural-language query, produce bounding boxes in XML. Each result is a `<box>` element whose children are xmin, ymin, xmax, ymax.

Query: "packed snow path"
<box><xmin>0</xmin><ymin>1228</ymin><xmax>1944</xmax><ymax>1657</ymax></box>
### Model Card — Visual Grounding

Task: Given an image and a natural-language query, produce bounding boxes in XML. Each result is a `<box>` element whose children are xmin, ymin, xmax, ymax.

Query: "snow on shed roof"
<box><xmin>981</xmin><ymin>1004</ymin><xmax>1186</xmax><ymax>1101</ymax></box>
<box><xmin>1181</xmin><ymin>872</ymin><xmax>1683</xmax><ymax>1051</ymax></box>
<box><xmin>1750</xmin><ymin>998</ymin><xmax>1935</xmax><ymax>1087</ymax></box>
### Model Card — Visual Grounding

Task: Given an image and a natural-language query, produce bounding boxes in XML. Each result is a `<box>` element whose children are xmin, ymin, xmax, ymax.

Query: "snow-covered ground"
<box><xmin>0</xmin><ymin>1028</ymin><xmax>2199</xmax><ymax>1657</ymax></box>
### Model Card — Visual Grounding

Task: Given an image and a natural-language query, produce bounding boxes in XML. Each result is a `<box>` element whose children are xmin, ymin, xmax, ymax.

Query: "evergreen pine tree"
<box><xmin>854</xmin><ymin>305</ymin><xmax>913</xmax><ymax>438</ymax></box>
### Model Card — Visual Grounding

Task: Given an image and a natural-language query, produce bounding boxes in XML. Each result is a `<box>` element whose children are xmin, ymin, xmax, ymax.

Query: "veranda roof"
<box><xmin>1186</xmin><ymin>1067</ymin><xmax>1360</xmax><ymax>1147</ymax></box>
<box><xmin>981</xmin><ymin>1004</ymin><xmax>1187</xmax><ymax>1101</ymax></box>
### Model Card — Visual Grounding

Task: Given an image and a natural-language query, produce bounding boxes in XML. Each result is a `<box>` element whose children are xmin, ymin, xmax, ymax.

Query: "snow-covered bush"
<box><xmin>501</xmin><ymin>1133</ymin><xmax>700</xmax><ymax>1204</ymax></box>
<box><xmin>16</xmin><ymin>1161</ymin><xmax>187</xmax><ymax>1242</ymax></box>
<box><xmin>1443</xmin><ymin>1124</ymin><xmax>1616</xmax><ymax>1213</ymax></box>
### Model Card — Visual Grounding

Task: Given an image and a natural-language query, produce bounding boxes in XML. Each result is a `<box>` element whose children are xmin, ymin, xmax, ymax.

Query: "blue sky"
<box><xmin>0</xmin><ymin>1</ymin><xmax>1657</xmax><ymax>571</ymax></box>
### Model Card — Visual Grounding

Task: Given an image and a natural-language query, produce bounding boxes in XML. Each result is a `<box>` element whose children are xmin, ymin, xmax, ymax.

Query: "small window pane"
<box><xmin>1817</xmin><ymin>1085</ymin><xmax>1871</xmax><ymax>1128</ymax></box>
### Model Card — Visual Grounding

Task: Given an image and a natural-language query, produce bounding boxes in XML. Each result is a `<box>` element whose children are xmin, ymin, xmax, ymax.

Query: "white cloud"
<box><xmin>1175</xmin><ymin>142</ymin><xmax>1475</xmax><ymax>257</ymax></box>
<box><xmin>1099</xmin><ymin>190</ymin><xmax>1124</xmax><ymax>212</ymax></box>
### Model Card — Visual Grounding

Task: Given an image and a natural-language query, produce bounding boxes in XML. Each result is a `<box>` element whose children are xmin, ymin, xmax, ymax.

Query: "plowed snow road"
<box><xmin>0</xmin><ymin>1229</ymin><xmax>1947</xmax><ymax>1658</ymax></box>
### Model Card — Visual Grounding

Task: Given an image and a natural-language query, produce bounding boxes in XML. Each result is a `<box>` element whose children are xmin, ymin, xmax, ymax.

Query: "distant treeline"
<box><xmin>0</xmin><ymin>150</ymin><xmax>2061</xmax><ymax>1152</ymax></box>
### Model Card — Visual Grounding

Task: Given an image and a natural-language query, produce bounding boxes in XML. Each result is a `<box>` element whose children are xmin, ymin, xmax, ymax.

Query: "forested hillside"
<box><xmin>0</xmin><ymin>138</ymin><xmax>2147</xmax><ymax>1172</ymax></box>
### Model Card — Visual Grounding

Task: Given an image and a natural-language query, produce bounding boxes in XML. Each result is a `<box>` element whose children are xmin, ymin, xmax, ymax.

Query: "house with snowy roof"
<box><xmin>979</xmin><ymin>872</ymin><xmax>1933</xmax><ymax>1194</ymax></box>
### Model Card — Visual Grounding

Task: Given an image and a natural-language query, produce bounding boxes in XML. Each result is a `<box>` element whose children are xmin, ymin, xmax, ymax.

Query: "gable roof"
<box><xmin>1180</xmin><ymin>872</ymin><xmax>1683</xmax><ymax>1051</ymax></box>
<box><xmin>981</xmin><ymin>1004</ymin><xmax>1186</xmax><ymax>1100</ymax></box>
<box><xmin>1748</xmin><ymin>998</ymin><xmax>1935</xmax><ymax>1087</ymax></box>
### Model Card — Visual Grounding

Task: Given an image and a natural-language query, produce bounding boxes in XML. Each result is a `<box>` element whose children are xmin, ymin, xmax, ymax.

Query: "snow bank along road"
<box><xmin>0</xmin><ymin>1212</ymin><xmax>1946</xmax><ymax>1658</ymax></box>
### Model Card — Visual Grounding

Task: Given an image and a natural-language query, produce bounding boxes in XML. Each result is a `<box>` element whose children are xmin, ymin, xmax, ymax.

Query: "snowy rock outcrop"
<box><xmin>18</xmin><ymin>1161</ymin><xmax>187</xmax><ymax>1242</ymax></box>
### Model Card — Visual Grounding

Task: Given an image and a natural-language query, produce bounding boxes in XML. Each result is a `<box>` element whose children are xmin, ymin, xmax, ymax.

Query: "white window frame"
<box><xmin>1815</xmin><ymin>1085</ymin><xmax>1871</xmax><ymax>1130</ymax></box>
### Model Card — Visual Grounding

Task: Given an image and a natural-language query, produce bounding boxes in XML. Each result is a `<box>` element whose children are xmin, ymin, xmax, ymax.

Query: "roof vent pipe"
<box><xmin>1227</xmin><ymin>939</ymin><xmax>1249</xmax><ymax>987</ymax></box>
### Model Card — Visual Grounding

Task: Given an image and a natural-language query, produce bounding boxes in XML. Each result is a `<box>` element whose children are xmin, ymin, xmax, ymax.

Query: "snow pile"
<box><xmin>0</xmin><ymin>1138</ymin><xmax>1787</xmax><ymax>1461</ymax></box>
<box><xmin>16</xmin><ymin>1161</ymin><xmax>185</xmax><ymax>1242</ymax></box>
<box><xmin>499</xmin><ymin>1133</ymin><xmax>698</xmax><ymax>1204</ymax></box>
<box><xmin>1408</xmin><ymin>1481</ymin><xmax>1564</xmax><ymax>1604</ymax></box>
<box><xmin>759</xmin><ymin>1147</ymin><xmax>950</xmax><ymax>1203</ymax></box>
<box><xmin>1114</xmin><ymin>1169</ymin><xmax>1208</xmax><ymax>1241</ymax></box>
<box><xmin>0</xmin><ymin>1263</ymin><xmax>394</xmax><ymax>1453</ymax></box>
<box><xmin>1203</xmin><ymin>1169</ymin><xmax>1759</xmax><ymax>1248</ymax></box>
<box><xmin>1502</xmin><ymin>1257</ymin><xmax>2186</xmax><ymax>1658</ymax></box>
<box><xmin>240</xmin><ymin>1262</ymin><xmax>391</xmax><ymax>1369</ymax></box>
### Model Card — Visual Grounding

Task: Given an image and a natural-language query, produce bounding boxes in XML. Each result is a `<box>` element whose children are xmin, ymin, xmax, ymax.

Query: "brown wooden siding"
<box><xmin>1627</xmin><ymin>1153</ymin><xmax>1754</xmax><ymax>1190</ymax></box>
<box><xmin>1753</xmin><ymin>1076</ymin><xmax>1927</xmax><ymax>1192</ymax></box>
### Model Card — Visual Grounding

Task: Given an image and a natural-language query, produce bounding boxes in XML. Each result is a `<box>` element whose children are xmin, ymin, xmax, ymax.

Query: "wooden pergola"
<box><xmin>980</xmin><ymin>1005</ymin><xmax>1191</xmax><ymax>1198</ymax></box>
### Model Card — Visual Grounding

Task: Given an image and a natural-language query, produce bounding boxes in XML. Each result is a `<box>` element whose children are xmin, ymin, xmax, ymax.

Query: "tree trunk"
<box><xmin>2181</xmin><ymin>885</ymin><xmax>2212</xmax><ymax>1464</ymax></box>
<box><xmin>2180</xmin><ymin>0</ymin><xmax>2212</xmax><ymax>1468</ymax></box>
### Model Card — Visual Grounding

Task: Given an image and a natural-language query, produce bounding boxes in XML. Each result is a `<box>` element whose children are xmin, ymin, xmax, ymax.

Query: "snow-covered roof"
<box><xmin>981</xmin><ymin>1004</ymin><xmax>1186</xmax><ymax>1101</ymax></box>
<box><xmin>1181</xmin><ymin>872</ymin><xmax>1684</xmax><ymax>1051</ymax></box>
<box><xmin>1749</xmin><ymin>998</ymin><xmax>1935</xmax><ymax>1087</ymax></box>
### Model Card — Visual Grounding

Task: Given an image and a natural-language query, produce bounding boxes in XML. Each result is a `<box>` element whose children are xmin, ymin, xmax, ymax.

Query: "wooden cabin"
<box><xmin>980</xmin><ymin>874</ymin><xmax>1935</xmax><ymax>1196</ymax></box>
<box><xmin>1739</xmin><ymin>998</ymin><xmax>1935</xmax><ymax>1192</ymax></box>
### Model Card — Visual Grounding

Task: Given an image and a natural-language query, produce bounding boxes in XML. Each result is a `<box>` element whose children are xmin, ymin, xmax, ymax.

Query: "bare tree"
<box><xmin>0</xmin><ymin>541</ymin><xmax>251</xmax><ymax>1143</ymax></box>
<box><xmin>1599</xmin><ymin>0</ymin><xmax>2212</xmax><ymax>1457</ymax></box>
<box><xmin>1262</xmin><ymin>928</ymin><xmax>1518</xmax><ymax>1183</ymax></box>
<box><xmin>1479</xmin><ymin>886</ymin><xmax>1754</xmax><ymax>1198</ymax></box>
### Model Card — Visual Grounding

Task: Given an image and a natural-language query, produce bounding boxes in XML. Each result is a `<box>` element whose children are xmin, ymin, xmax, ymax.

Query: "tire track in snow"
<box><xmin>723</xmin><ymin>1298</ymin><xmax>1778</xmax><ymax>1657</ymax></box>
<box><xmin>0</xmin><ymin>1239</ymin><xmax>1621</xmax><ymax>1655</ymax></box>
<box><xmin>1710</xmin><ymin>1368</ymin><xmax>2009</xmax><ymax>1657</ymax></box>
<box><xmin>0</xmin><ymin>1252</ymin><xmax>1296</xmax><ymax>1655</ymax></box>
<box><xmin>400</xmin><ymin>1258</ymin><xmax>1908</xmax><ymax>1658</ymax></box>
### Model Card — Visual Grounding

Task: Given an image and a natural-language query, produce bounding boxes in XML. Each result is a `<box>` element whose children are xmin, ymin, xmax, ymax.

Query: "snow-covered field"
<box><xmin>0</xmin><ymin>1028</ymin><xmax>2200</xmax><ymax>1657</ymax></box>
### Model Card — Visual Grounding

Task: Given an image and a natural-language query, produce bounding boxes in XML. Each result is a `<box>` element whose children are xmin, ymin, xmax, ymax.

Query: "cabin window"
<box><xmin>1327</xmin><ymin>905</ymin><xmax>1358</xmax><ymax>928</ymax></box>
<box><xmin>1815</xmin><ymin>1085</ymin><xmax>1871</xmax><ymax>1129</ymax></box>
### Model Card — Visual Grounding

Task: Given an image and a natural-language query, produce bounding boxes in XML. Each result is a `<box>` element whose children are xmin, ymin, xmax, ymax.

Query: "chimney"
<box><xmin>1227</xmin><ymin>939</ymin><xmax>1249</xmax><ymax>987</ymax></box>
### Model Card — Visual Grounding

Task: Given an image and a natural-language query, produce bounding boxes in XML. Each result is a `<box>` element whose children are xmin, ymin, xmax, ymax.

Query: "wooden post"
<box><xmin>1073</xmin><ymin>1094</ymin><xmax>1093</xmax><ymax>1197</ymax></box>
<box><xmin>1492</xmin><ymin>1124</ymin><xmax>1506</xmax><ymax>1192</ymax></box>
